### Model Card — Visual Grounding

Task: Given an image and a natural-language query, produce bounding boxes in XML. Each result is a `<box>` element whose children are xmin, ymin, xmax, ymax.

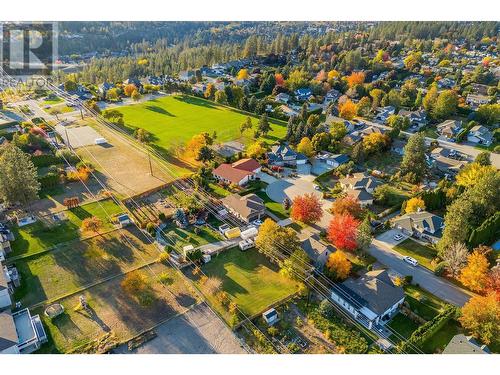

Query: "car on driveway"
<box><xmin>251</xmin><ymin>219</ymin><xmax>263</xmax><ymax>227</ymax></box>
<box><xmin>393</xmin><ymin>233</ymin><xmax>404</xmax><ymax>241</ymax></box>
<box><xmin>403</xmin><ymin>256</ymin><xmax>418</xmax><ymax>266</ymax></box>
<box><xmin>313</xmin><ymin>184</ymin><xmax>321</xmax><ymax>191</ymax></box>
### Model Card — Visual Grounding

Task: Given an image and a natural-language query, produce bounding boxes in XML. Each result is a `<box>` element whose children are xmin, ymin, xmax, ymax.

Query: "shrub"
<box><xmin>404</xmin><ymin>275</ymin><xmax>413</xmax><ymax>284</ymax></box>
<box><xmin>146</xmin><ymin>222</ymin><xmax>156</xmax><ymax>236</ymax></box>
<box><xmin>158</xmin><ymin>212</ymin><xmax>166</xmax><ymax>222</ymax></box>
<box><xmin>38</xmin><ymin>172</ymin><xmax>60</xmax><ymax>189</ymax></box>
<box><xmin>158</xmin><ymin>252</ymin><xmax>170</xmax><ymax>264</ymax></box>
<box><xmin>158</xmin><ymin>271</ymin><xmax>174</xmax><ymax>285</ymax></box>
<box><xmin>434</xmin><ymin>262</ymin><xmax>447</xmax><ymax>276</ymax></box>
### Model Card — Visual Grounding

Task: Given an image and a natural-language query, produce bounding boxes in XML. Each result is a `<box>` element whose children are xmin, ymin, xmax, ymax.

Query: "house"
<box><xmin>437</xmin><ymin>77</ymin><xmax>455</xmax><ymax>89</ymax></box>
<box><xmin>330</xmin><ymin>270</ymin><xmax>405</xmax><ymax>329</ymax></box>
<box><xmin>278</xmin><ymin>104</ymin><xmax>299</xmax><ymax>118</ymax></box>
<box><xmin>267</xmin><ymin>144</ymin><xmax>308</xmax><ymax>166</ymax></box>
<box><xmin>315</xmin><ymin>151</ymin><xmax>349</xmax><ymax>168</ymax></box>
<box><xmin>323</xmin><ymin>89</ymin><xmax>341</xmax><ymax>106</ymax></box>
<box><xmin>442</xmin><ymin>334</ymin><xmax>491</xmax><ymax>354</ymax></box>
<box><xmin>467</xmin><ymin>125</ymin><xmax>493</xmax><ymax>146</ymax></box>
<box><xmin>393</xmin><ymin>211</ymin><xmax>444</xmax><ymax>244</ymax></box>
<box><xmin>398</xmin><ymin>109</ymin><xmax>427</xmax><ymax>131</ymax></box>
<box><xmin>212</xmin><ymin>158</ymin><xmax>261</xmax><ymax>186</ymax></box>
<box><xmin>117</xmin><ymin>214</ymin><xmax>132</xmax><ymax>228</ymax></box>
<box><xmin>262</xmin><ymin>308</ymin><xmax>279</xmax><ymax>326</ymax></box>
<box><xmin>374</xmin><ymin>106</ymin><xmax>396</xmax><ymax>123</ymax></box>
<box><xmin>98</xmin><ymin>82</ymin><xmax>114</xmax><ymax>98</ymax></box>
<box><xmin>295</xmin><ymin>88</ymin><xmax>313</xmax><ymax>101</ymax></box>
<box><xmin>339</xmin><ymin>173</ymin><xmax>380</xmax><ymax>207</ymax></box>
<box><xmin>342</xmin><ymin>133</ymin><xmax>362</xmax><ymax>146</ymax></box>
<box><xmin>471</xmin><ymin>83</ymin><xmax>490</xmax><ymax>96</ymax></box>
<box><xmin>300</xmin><ymin>233</ymin><xmax>333</xmax><ymax>268</ymax></box>
<box><xmin>123</xmin><ymin>77</ymin><xmax>142</xmax><ymax>90</ymax></box>
<box><xmin>178</xmin><ymin>70</ymin><xmax>195</xmax><ymax>81</ymax></box>
<box><xmin>0</xmin><ymin>266</ymin><xmax>11</xmax><ymax>310</ymax></box>
<box><xmin>428</xmin><ymin>148</ymin><xmax>467</xmax><ymax>175</ymax></box>
<box><xmin>11</xmin><ymin>308</ymin><xmax>47</xmax><ymax>353</ymax></box>
<box><xmin>437</xmin><ymin>119</ymin><xmax>462</xmax><ymax>140</ymax></box>
<box><xmin>391</xmin><ymin>138</ymin><xmax>406</xmax><ymax>156</ymax></box>
<box><xmin>220</xmin><ymin>193</ymin><xmax>265</xmax><ymax>223</ymax></box>
<box><xmin>275</xmin><ymin>93</ymin><xmax>290</xmax><ymax>104</ymax></box>
<box><xmin>466</xmin><ymin>94</ymin><xmax>489</xmax><ymax>110</ymax></box>
<box><xmin>326</xmin><ymin>115</ymin><xmax>355</xmax><ymax>133</ymax></box>
<box><xmin>0</xmin><ymin>310</ymin><xmax>19</xmax><ymax>354</ymax></box>
<box><xmin>0</xmin><ymin>224</ymin><xmax>14</xmax><ymax>260</ymax></box>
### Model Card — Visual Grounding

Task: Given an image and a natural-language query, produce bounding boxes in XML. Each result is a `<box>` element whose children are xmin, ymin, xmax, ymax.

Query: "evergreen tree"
<box><xmin>257</xmin><ymin>114</ymin><xmax>272</xmax><ymax>136</ymax></box>
<box><xmin>400</xmin><ymin>133</ymin><xmax>427</xmax><ymax>183</ymax></box>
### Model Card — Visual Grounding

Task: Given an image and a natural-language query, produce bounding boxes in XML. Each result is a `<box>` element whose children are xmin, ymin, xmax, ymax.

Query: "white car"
<box><xmin>403</xmin><ymin>256</ymin><xmax>418</xmax><ymax>267</ymax></box>
<box><xmin>251</xmin><ymin>219</ymin><xmax>263</xmax><ymax>227</ymax></box>
<box><xmin>313</xmin><ymin>184</ymin><xmax>321</xmax><ymax>191</ymax></box>
<box><xmin>393</xmin><ymin>233</ymin><xmax>404</xmax><ymax>241</ymax></box>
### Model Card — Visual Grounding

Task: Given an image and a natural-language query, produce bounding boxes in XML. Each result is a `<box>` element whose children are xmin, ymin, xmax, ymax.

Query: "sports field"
<box><xmin>114</xmin><ymin>95</ymin><xmax>287</xmax><ymax>151</ymax></box>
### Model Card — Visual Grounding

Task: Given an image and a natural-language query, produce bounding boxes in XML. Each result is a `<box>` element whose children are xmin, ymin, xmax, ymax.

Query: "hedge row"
<box><xmin>38</xmin><ymin>173</ymin><xmax>60</xmax><ymax>189</ymax></box>
<box><xmin>31</xmin><ymin>154</ymin><xmax>62</xmax><ymax>168</ymax></box>
<box><xmin>468</xmin><ymin>211</ymin><xmax>500</xmax><ymax>248</ymax></box>
<box><xmin>399</xmin><ymin>305</ymin><xmax>458</xmax><ymax>353</ymax></box>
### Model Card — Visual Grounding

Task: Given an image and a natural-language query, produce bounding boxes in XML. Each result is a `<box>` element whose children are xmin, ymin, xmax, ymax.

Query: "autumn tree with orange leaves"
<box><xmin>327</xmin><ymin>214</ymin><xmax>360</xmax><ymax>252</ymax></box>
<box><xmin>330</xmin><ymin>195</ymin><xmax>363</xmax><ymax>219</ymax></box>
<box><xmin>460</xmin><ymin>250</ymin><xmax>490</xmax><ymax>292</ymax></box>
<box><xmin>459</xmin><ymin>293</ymin><xmax>500</xmax><ymax>345</ymax></box>
<box><xmin>291</xmin><ymin>193</ymin><xmax>323</xmax><ymax>224</ymax></box>
<box><xmin>346</xmin><ymin>71</ymin><xmax>365</xmax><ymax>88</ymax></box>
<box><xmin>325</xmin><ymin>251</ymin><xmax>352</xmax><ymax>281</ymax></box>
<box><xmin>338</xmin><ymin>99</ymin><xmax>357</xmax><ymax>120</ymax></box>
<box><xmin>124</xmin><ymin>84</ymin><xmax>137</xmax><ymax>97</ymax></box>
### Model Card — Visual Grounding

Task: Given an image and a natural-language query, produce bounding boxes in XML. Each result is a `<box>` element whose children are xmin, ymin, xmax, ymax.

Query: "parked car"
<box><xmin>251</xmin><ymin>219</ymin><xmax>263</xmax><ymax>227</ymax></box>
<box><xmin>403</xmin><ymin>256</ymin><xmax>418</xmax><ymax>266</ymax></box>
<box><xmin>313</xmin><ymin>184</ymin><xmax>321</xmax><ymax>191</ymax></box>
<box><xmin>393</xmin><ymin>233</ymin><xmax>404</xmax><ymax>241</ymax></box>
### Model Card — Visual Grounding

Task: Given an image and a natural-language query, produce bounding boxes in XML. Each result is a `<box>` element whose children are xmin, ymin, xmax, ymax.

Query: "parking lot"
<box><xmin>55</xmin><ymin>123</ymin><xmax>104</xmax><ymax>148</ymax></box>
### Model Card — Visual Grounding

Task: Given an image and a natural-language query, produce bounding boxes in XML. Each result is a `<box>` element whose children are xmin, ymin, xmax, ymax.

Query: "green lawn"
<box><xmin>114</xmin><ymin>95</ymin><xmax>287</xmax><ymax>151</ymax></box>
<box><xmin>201</xmin><ymin>247</ymin><xmax>298</xmax><ymax>317</ymax></box>
<box><xmin>255</xmin><ymin>190</ymin><xmax>289</xmax><ymax>219</ymax></box>
<box><xmin>208</xmin><ymin>182</ymin><xmax>231</xmax><ymax>198</ymax></box>
<box><xmin>388</xmin><ymin>313</ymin><xmax>420</xmax><ymax>342</ymax></box>
<box><xmin>9</xmin><ymin>199</ymin><xmax>123</xmax><ymax>257</ymax></box>
<box><xmin>160</xmin><ymin>221</ymin><xmax>222</xmax><ymax>252</ymax></box>
<box><xmin>43</xmin><ymin>103</ymin><xmax>76</xmax><ymax>114</ymax></box>
<box><xmin>404</xmin><ymin>285</ymin><xmax>448</xmax><ymax>321</ymax></box>
<box><xmin>12</xmin><ymin>227</ymin><xmax>159</xmax><ymax>307</ymax></box>
<box><xmin>421</xmin><ymin>319</ymin><xmax>462</xmax><ymax>353</ymax></box>
<box><xmin>393</xmin><ymin>238</ymin><xmax>437</xmax><ymax>271</ymax></box>
<box><xmin>42</xmin><ymin>96</ymin><xmax>63</xmax><ymax>105</ymax></box>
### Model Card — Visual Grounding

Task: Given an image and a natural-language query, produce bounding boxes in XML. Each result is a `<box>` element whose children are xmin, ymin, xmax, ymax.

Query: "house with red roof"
<box><xmin>212</xmin><ymin>158</ymin><xmax>261</xmax><ymax>186</ymax></box>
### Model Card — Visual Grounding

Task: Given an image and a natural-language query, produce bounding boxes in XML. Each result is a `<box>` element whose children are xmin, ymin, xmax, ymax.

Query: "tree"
<box><xmin>204</xmin><ymin>83</ymin><xmax>216</xmax><ymax>100</ymax></box>
<box><xmin>442</xmin><ymin>242</ymin><xmax>469</xmax><ymax>278</ymax></box>
<box><xmin>214</xmin><ymin>90</ymin><xmax>227</xmax><ymax>104</ymax></box>
<box><xmin>403</xmin><ymin>51</ymin><xmax>423</xmax><ymax>71</ymax></box>
<box><xmin>124</xmin><ymin>84</ymin><xmax>137</xmax><ymax>97</ymax></box>
<box><xmin>405</xmin><ymin>197</ymin><xmax>426</xmax><ymax>213</ymax></box>
<box><xmin>370</xmin><ymin>89</ymin><xmax>385</xmax><ymax>109</ymax></box>
<box><xmin>257</xmin><ymin>113</ymin><xmax>271</xmax><ymax>136</ymax></box>
<box><xmin>400</xmin><ymin>132</ymin><xmax>427</xmax><ymax>183</ymax></box>
<box><xmin>196</xmin><ymin>145</ymin><xmax>213</xmax><ymax>163</ymax></box>
<box><xmin>346</xmin><ymin>72</ymin><xmax>365</xmax><ymax>88</ymax></box>
<box><xmin>330</xmin><ymin>196</ymin><xmax>363</xmax><ymax>219</ymax></box>
<box><xmin>387</xmin><ymin>115</ymin><xmax>410</xmax><ymax>130</ymax></box>
<box><xmin>296</xmin><ymin>137</ymin><xmax>314</xmax><ymax>157</ymax></box>
<box><xmin>456</xmin><ymin>163</ymin><xmax>496</xmax><ymax>189</ymax></box>
<box><xmin>311</xmin><ymin>132</ymin><xmax>332</xmax><ymax>152</ymax></box>
<box><xmin>237</xmin><ymin>69</ymin><xmax>249</xmax><ymax>80</ymax></box>
<box><xmin>255</xmin><ymin>218</ymin><xmax>301</xmax><ymax>260</ymax></box>
<box><xmin>280</xmin><ymin>248</ymin><xmax>310</xmax><ymax>281</ymax></box>
<box><xmin>326</xmin><ymin>251</ymin><xmax>352</xmax><ymax>281</ymax></box>
<box><xmin>64</xmin><ymin>79</ymin><xmax>77</xmax><ymax>92</ymax></box>
<box><xmin>240</xmin><ymin>117</ymin><xmax>253</xmax><ymax>135</ymax></box>
<box><xmin>475</xmin><ymin>103</ymin><xmax>500</xmax><ymax>125</ymax></box>
<box><xmin>81</xmin><ymin>216</ymin><xmax>103</xmax><ymax>236</ymax></box>
<box><xmin>338</xmin><ymin>99</ymin><xmax>357</xmax><ymax>120</ymax></box>
<box><xmin>286</xmin><ymin>69</ymin><xmax>309</xmax><ymax>91</ymax></box>
<box><xmin>356</xmin><ymin>216</ymin><xmax>372</xmax><ymax>251</ymax></box>
<box><xmin>0</xmin><ymin>144</ymin><xmax>40</xmax><ymax>207</ymax></box>
<box><xmin>432</xmin><ymin>90</ymin><xmax>458</xmax><ymax>120</ymax></box>
<box><xmin>357</xmin><ymin>96</ymin><xmax>371</xmax><ymax>117</ymax></box>
<box><xmin>351</xmin><ymin>142</ymin><xmax>365</xmax><ymax>163</ymax></box>
<box><xmin>330</xmin><ymin>122</ymin><xmax>347</xmax><ymax>142</ymax></box>
<box><xmin>291</xmin><ymin>193</ymin><xmax>323</xmax><ymax>224</ymax></box>
<box><xmin>475</xmin><ymin>151</ymin><xmax>491</xmax><ymax>166</ymax></box>
<box><xmin>327</xmin><ymin>214</ymin><xmax>360</xmax><ymax>252</ymax></box>
<box><xmin>106</xmin><ymin>88</ymin><xmax>119</xmax><ymax>101</ymax></box>
<box><xmin>459</xmin><ymin>293</ymin><xmax>500</xmax><ymax>345</ymax></box>
<box><xmin>362</xmin><ymin>132</ymin><xmax>391</xmax><ymax>155</ymax></box>
<box><xmin>49</xmin><ymin>108</ymin><xmax>62</xmax><ymax>120</ymax></box>
<box><xmin>186</xmin><ymin>132</ymin><xmax>213</xmax><ymax>157</ymax></box>
<box><xmin>423</xmin><ymin>85</ymin><xmax>439</xmax><ymax>113</ymax></box>
<box><xmin>460</xmin><ymin>250</ymin><xmax>490</xmax><ymax>292</ymax></box>
<box><xmin>485</xmin><ymin>268</ymin><xmax>500</xmax><ymax>299</ymax></box>
<box><xmin>131</xmin><ymin>90</ymin><xmax>141</xmax><ymax>101</ymax></box>
<box><xmin>246</xmin><ymin>141</ymin><xmax>267</xmax><ymax>159</ymax></box>
<box><xmin>133</xmin><ymin>128</ymin><xmax>153</xmax><ymax>144</ymax></box>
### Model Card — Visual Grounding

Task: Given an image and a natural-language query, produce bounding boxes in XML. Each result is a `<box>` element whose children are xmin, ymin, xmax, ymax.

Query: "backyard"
<box><xmin>160</xmin><ymin>221</ymin><xmax>223</xmax><ymax>252</ymax></box>
<box><xmin>393</xmin><ymin>238</ymin><xmax>438</xmax><ymax>271</ymax></box>
<box><xmin>198</xmin><ymin>247</ymin><xmax>298</xmax><ymax>318</ymax></box>
<box><xmin>114</xmin><ymin>95</ymin><xmax>287</xmax><ymax>151</ymax></box>
<box><xmin>255</xmin><ymin>190</ymin><xmax>289</xmax><ymax>219</ymax></box>
<box><xmin>9</xmin><ymin>199</ymin><xmax>124</xmax><ymax>258</ymax></box>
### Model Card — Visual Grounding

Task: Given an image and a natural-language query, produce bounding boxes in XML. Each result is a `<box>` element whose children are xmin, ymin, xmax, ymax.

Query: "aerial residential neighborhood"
<box><xmin>0</xmin><ymin>18</ymin><xmax>499</xmax><ymax>363</ymax></box>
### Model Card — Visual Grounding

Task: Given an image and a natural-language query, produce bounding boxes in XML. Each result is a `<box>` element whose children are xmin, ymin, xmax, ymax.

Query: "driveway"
<box><xmin>368</xmin><ymin>229</ymin><xmax>473</xmax><ymax>307</ymax></box>
<box><xmin>115</xmin><ymin>303</ymin><xmax>248</xmax><ymax>354</ymax></box>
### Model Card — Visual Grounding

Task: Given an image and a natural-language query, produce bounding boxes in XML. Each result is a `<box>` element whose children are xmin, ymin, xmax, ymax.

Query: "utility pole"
<box><xmin>64</xmin><ymin>126</ymin><xmax>71</xmax><ymax>150</ymax></box>
<box><xmin>148</xmin><ymin>150</ymin><xmax>153</xmax><ymax>176</ymax></box>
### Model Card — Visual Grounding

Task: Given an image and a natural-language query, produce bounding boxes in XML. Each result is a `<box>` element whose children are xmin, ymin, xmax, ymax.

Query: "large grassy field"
<box><xmin>114</xmin><ymin>95</ymin><xmax>287</xmax><ymax>151</ymax></box>
<box><xmin>9</xmin><ymin>199</ymin><xmax>124</xmax><ymax>258</ymax></box>
<box><xmin>200</xmin><ymin>247</ymin><xmax>298</xmax><ymax>317</ymax></box>
<box><xmin>13</xmin><ymin>227</ymin><xmax>160</xmax><ymax>307</ymax></box>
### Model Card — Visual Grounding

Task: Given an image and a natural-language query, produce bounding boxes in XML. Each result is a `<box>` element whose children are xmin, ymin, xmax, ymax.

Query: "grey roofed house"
<box><xmin>393</xmin><ymin>211</ymin><xmax>444</xmax><ymax>243</ymax></box>
<box><xmin>300</xmin><ymin>233</ymin><xmax>333</xmax><ymax>268</ymax></box>
<box><xmin>267</xmin><ymin>144</ymin><xmax>308</xmax><ymax>166</ymax></box>
<box><xmin>0</xmin><ymin>310</ymin><xmax>19</xmax><ymax>354</ymax></box>
<box><xmin>339</xmin><ymin>172</ymin><xmax>380</xmax><ymax>193</ymax></box>
<box><xmin>221</xmin><ymin>193</ymin><xmax>265</xmax><ymax>223</ymax></box>
<box><xmin>331</xmin><ymin>269</ymin><xmax>405</xmax><ymax>328</ymax></box>
<box><xmin>443</xmin><ymin>334</ymin><xmax>491</xmax><ymax>354</ymax></box>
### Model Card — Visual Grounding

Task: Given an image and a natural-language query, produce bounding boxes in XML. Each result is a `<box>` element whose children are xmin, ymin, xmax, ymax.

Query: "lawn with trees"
<box><xmin>393</xmin><ymin>239</ymin><xmax>438</xmax><ymax>271</ymax></box>
<box><xmin>112</xmin><ymin>95</ymin><xmax>287</xmax><ymax>151</ymax></box>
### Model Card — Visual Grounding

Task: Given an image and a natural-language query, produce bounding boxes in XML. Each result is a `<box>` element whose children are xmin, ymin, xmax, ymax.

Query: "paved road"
<box><xmin>363</xmin><ymin>118</ymin><xmax>500</xmax><ymax>169</ymax></box>
<box><xmin>368</xmin><ymin>230</ymin><xmax>473</xmax><ymax>307</ymax></box>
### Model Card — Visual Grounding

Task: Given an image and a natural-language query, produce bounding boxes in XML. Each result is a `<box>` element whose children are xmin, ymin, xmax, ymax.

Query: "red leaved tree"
<box><xmin>330</xmin><ymin>195</ymin><xmax>363</xmax><ymax>219</ymax></box>
<box><xmin>327</xmin><ymin>213</ymin><xmax>360</xmax><ymax>252</ymax></box>
<box><xmin>290</xmin><ymin>193</ymin><xmax>323</xmax><ymax>224</ymax></box>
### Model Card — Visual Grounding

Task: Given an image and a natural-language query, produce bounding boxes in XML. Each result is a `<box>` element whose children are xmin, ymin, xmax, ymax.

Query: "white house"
<box><xmin>212</xmin><ymin>158</ymin><xmax>261</xmax><ymax>186</ymax></box>
<box><xmin>12</xmin><ymin>308</ymin><xmax>48</xmax><ymax>353</ymax></box>
<box><xmin>331</xmin><ymin>270</ymin><xmax>405</xmax><ymax>329</ymax></box>
<box><xmin>315</xmin><ymin>151</ymin><xmax>349</xmax><ymax>168</ymax></box>
<box><xmin>467</xmin><ymin>125</ymin><xmax>493</xmax><ymax>146</ymax></box>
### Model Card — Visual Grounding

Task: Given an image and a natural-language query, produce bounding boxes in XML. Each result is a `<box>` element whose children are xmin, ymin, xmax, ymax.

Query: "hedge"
<box><xmin>399</xmin><ymin>305</ymin><xmax>458</xmax><ymax>353</ymax></box>
<box><xmin>38</xmin><ymin>173</ymin><xmax>60</xmax><ymax>189</ymax></box>
<box><xmin>31</xmin><ymin>154</ymin><xmax>62</xmax><ymax>168</ymax></box>
<box><xmin>468</xmin><ymin>211</ymin><xmax>500</xmax><ymax>248</ymax></box>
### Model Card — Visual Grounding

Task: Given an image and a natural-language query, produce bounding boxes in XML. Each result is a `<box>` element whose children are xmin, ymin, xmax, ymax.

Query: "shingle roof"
<box><xmin>221</xmin><ymin>193</ymin><xmax>265</xmax><ymax>220</ymax></box>
<box><xmin>0</xmin><ymin>310</ymin><xmax>18</xmax><ymax>351</ymax></box>
<box><xmin>393</xmin><ymin>211</ymin><xmax>444</xmax><ymax>237</ymax></box>
<box><xmin>338</xmin><ymin>270</ymin><xmax>405</xmax><ymax>315</ymax></box>
<box><xmin>231</xmin><ymin>158</ymin><xmax>260</xmax><ymax>172</ymax></box>
<box><xmin>443</xmin><ymin>334</ymin><xmax>490</xmax><ymax>354</ymax></box>
<box><xmin>212</xmin><ymin>164</ymin><xmax>253</xmax><ymax>185</ymax></box>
